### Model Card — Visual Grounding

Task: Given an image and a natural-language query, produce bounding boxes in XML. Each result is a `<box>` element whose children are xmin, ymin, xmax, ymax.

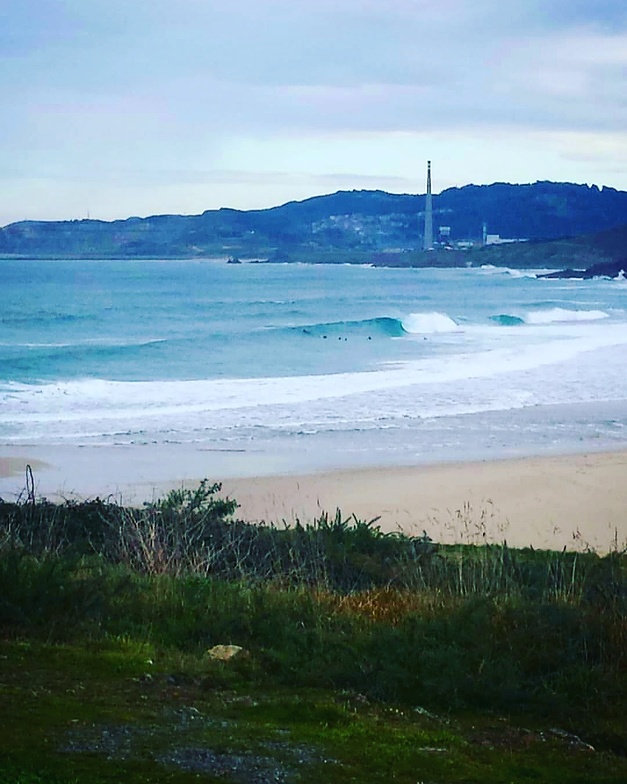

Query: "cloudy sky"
<box><xmin>2</xmin><ymin>0</ymin><xmax>626</xmax><ymax>225</ymax></box>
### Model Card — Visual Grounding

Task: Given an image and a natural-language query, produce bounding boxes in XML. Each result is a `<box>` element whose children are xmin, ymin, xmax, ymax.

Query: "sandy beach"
<box><xmin>0</xmin><ymin>444</ymin><xmax>625</xmax><ymax>552</ymax></box>
<box><xmin>221</xmin><ymin>453</ymin><xmax>627</xmax><ymax>553</ymax></box>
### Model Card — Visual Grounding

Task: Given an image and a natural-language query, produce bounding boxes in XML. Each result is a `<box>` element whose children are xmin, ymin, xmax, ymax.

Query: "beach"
<box><xmin>1</xmin><ymin>444</ymin><xmax>625</xmax><ymax>553</ymax></box>
<box><xmin>224</xmin><ymin>452</ymin><xmax>627</xmax><ymax>553</ymax></box>
<box><xmin>3</xmin><ymin>263</ymin><xmax>627</xmax><ymax>555</ymax></box>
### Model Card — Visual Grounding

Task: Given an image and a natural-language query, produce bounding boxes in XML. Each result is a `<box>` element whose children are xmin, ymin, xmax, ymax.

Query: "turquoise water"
<box><xmin>2</xmin><ymin>259</ymin><xmax>627</xmax><ymax>467</ymax></box>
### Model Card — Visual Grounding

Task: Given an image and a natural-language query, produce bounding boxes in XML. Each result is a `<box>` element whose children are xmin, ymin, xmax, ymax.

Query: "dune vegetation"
<box><xmin>1</xmin><ymin>479</ymin><xmax>626</xmax><ymax>782</ymax></box>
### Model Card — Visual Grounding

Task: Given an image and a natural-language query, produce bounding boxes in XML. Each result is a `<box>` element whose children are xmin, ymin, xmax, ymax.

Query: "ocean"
<box><xmin>2</xmin><ymin>259</ymin><xmax>627</xmax><ymax>475</ymax></box>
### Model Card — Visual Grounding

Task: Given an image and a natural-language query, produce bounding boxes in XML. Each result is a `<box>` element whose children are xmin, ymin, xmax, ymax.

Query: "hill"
<box><xmin>1</xmin><ymin>181</ymin><xmax>626</xmax><ymax>262</ymax></box>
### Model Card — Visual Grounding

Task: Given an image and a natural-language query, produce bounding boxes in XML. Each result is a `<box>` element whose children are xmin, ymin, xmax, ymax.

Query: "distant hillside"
<box><xmin>1</xmin><ymin>181</ymin><xmax>626</xmax><ymax>260</ymax></box>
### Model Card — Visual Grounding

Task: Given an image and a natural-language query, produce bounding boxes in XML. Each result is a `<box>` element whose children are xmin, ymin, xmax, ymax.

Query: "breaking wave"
<box><xmin>401</xmin><ymin>312</ymin><xmax>458</xmax><ymax>334</ymax></box>
<box><xmin>524</xmin><ymin>308</ymin><xmax>609</xmax><ymax>324</ymax></box>
<box><xmin>295</xmin><ymin>317</ymin><xmax>405</xmax><ymax>338</ymax></box>
<box><xmin>489</xmin><ymin>308</ymin><xmax>609</xmax><ymax>326</ymax></box>
<box><xmin>489</xmin><ymin>315</ymin><xmax>526</xmax><ymax>326</ymax></box>
<box><xmin>293</xmin><ymin>312</ymin><xmax>458</xmax><ymax>338</ymax></box>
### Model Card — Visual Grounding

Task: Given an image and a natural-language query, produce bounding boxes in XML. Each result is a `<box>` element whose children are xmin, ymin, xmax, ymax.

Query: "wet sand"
<box><xmin>0</xmin><ymin>456</ymin><xmax>50</xmax><ymax>480</ymax></box>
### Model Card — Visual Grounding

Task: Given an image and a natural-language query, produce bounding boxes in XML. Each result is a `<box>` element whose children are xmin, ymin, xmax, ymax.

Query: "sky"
<box><xmin>1</xmin><ymin>0</ymin><xmax>627</xmax><ymax>225</ymax></box>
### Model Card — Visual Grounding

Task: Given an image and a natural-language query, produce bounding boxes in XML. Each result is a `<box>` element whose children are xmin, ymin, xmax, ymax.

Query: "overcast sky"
<box><xmin>2</xmin><ymin>0</ymin><xmax>626</xmax><ymax>225</ymax></box>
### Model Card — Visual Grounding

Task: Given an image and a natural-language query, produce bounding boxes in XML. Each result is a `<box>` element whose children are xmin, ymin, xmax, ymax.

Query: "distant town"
<box><xmin>1</xmin><ymin>176</ymin><xmax>626</xmax><ymax>270</ymax></box>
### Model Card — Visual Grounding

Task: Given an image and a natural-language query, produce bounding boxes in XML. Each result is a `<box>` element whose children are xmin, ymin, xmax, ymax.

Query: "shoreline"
<box><xmin>1</xmin><ymin>443</ymin><xmax>626</xmax><ymax>553</ymax></box>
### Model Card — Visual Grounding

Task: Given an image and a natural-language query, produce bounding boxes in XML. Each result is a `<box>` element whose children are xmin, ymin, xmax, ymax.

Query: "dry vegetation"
<box><xmin>1</xmin><ymin>478</ymin><xmax>626</xmax><ymax>782</ymax></box>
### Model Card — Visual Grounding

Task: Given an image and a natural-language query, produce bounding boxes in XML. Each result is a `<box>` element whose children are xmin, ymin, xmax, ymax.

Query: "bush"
<box><xmin>0</xmin><ymin>482</ymin><xmax>625</xmax><ymax>719</ymax></box>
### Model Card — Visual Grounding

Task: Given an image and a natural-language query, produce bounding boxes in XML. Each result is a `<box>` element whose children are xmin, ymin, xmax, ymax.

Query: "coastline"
<box><xmin>1</xmin><ymin>443</ymin><xmax>625</xmax><ymax>553</ymax></box>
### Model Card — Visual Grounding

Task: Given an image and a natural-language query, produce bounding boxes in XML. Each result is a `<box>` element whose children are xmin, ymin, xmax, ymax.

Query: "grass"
<box><xmin>0</xmin><ymin>481</ymin><xmax>626</xmax><ymax>782</ymax></box>
<box><xmin>1</xmin><ymin>638</ymin><xmax>625</xmax><ymax>783</ymax></box>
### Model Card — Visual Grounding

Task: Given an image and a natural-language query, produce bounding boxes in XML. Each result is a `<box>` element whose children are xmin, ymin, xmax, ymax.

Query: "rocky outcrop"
<box><xmin>538</xmin><ymin>268</ymin><xmax>587</xmax><ymax>279</ymax></box>
<box><xmin>538</xmin><ymin>258</ymin><xmax>626</xmax><ymax>280</ymax></box>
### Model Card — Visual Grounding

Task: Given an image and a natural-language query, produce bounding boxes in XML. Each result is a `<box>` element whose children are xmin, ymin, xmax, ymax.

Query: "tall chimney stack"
<box><xmin>423</xmin><ymin>160</ymin><xmax>433</xmax><ymax>251</ymax></box>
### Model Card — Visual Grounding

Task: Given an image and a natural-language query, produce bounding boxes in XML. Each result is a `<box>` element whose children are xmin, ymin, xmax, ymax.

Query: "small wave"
<box><xmin>401</xmin><ymin>312</ymin><xmax>458</xmax><ymax>334</ymax></box>
<box><xmin>1</xmin><ymin>338</ymin><xmax>167</xmax><ymax>349</ymax></box>
<box><xmin>0</xmin><ymin>339</ymin><xmax>168</xmax><ymax>368</ymax></box>
<box><xmin>0</xmin><ymin>311</ymin><xmax>93</xmax><ymax>326</ymax></box>
<box><xmin>525</xmin><ymin>308</ymin><xmax>609</xmax><ymax>324</ymax></box>
<box><xmin>489</xmin><ymin>314</ymin><xmax>525</xmax><ymax>326</ymax></box>
<box><xmin>479</xmin><ymin>265</ymin><xmax>515</xmax><ymax>276</ymax></box>
<box><xmin>478</xmin><ymin>266</ymin><xmax>554</xmax><ymax>278</ymax></box>
<box><xmin>506</xmin><ymin>269</ymin><xmax>542</xmax><ymax>279</ymax></box>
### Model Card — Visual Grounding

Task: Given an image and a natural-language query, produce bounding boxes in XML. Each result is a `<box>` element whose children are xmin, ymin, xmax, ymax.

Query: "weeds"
<box><xmin>0</xmin><ymin>480</ymin><xmax>625</xmax><ymax>720</ymax></box>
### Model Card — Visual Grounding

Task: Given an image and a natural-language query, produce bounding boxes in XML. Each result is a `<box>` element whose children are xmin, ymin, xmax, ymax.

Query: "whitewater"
<box><xmin>2</xmin><ymin>259</ymin><xmax>627</xmax><ymax>472</ymax></box>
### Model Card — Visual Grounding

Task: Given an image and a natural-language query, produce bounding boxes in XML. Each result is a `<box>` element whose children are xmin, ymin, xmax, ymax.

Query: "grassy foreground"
<box><xmin>1</xmin><ymin>481</ymin><xmax>626</xmax><ymax>783</ymax></box>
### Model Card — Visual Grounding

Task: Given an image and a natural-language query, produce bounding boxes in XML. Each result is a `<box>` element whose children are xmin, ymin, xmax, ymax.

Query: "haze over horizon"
<box><xmin>2</xmin><ymin>1</ymin><xmax>626</xmax><ymax>227</ymax></box>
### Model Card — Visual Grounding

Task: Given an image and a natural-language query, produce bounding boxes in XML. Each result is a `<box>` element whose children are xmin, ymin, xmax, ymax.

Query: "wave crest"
<box><xmin>401</xmin><ymin>312</ymin><xmax>458</xmax><ymax>334</ymax></box>
<box><xmin>489</xmin><ymin>315</ymin><xmax>525</xmax><ymax>326</ymax></box>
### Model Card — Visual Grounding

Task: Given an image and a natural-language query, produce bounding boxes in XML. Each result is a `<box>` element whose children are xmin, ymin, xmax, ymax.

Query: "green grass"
<box><xmin>1</xmin><ymin>639</ymin><xmax>625</xmax><ymax>783</ymax></box>
<box><xmin>1</xmin><ymin>483</ymin><xmax>626</xmax><ymax>781</ymax></box>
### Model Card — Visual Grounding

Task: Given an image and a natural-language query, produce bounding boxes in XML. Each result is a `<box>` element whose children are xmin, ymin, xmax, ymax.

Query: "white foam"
<box><xmin>506</xmin><ymin>269</ymin><xmax>545</xmax><ymax>279</ymax></box>
<box><xmin>525</xmin><ymin>308</ymin><xmax>609</xmax><ymax>324</ymax></box>
<box><xmin>4</xmin><ymin>321</ymin><xmax>627</xmax><ymax>444</ymax></box>
<box><xmin>402</xmin><ymin>312</ymin><xmax>458</xmax><ymax>334</ymax></box>
<box><xmin>478</xmin><ymin>266</ymin><xmax>550</xmax><ymax>278</ymax></box>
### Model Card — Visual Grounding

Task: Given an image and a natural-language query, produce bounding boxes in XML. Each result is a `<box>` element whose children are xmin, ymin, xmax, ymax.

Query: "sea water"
<box><xmin>2</xmin><ymin>259</ymin><xmax>627</xmax><ymax>473</ymax></box>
